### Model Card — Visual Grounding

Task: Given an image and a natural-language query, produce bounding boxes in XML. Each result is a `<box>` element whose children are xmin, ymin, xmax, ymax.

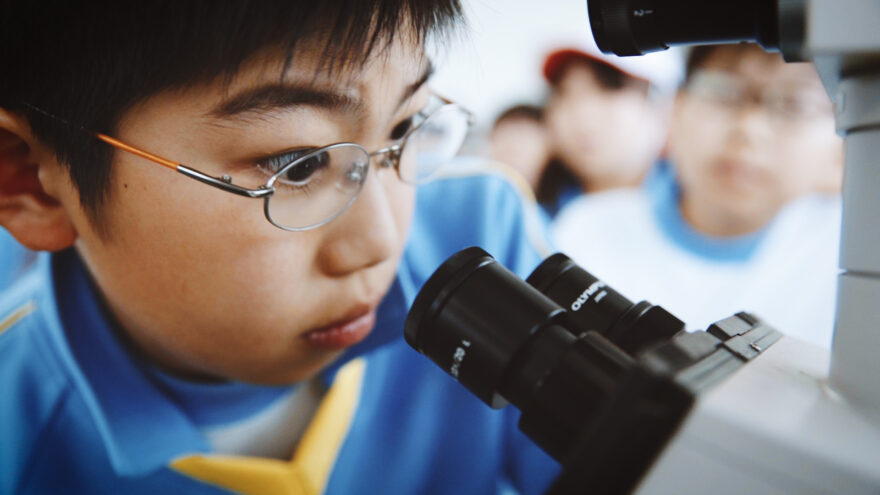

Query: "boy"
<box><xmin>489</xmin><ymin>104</ymin><xmax>550</xmax><ymax>192</ymax></box>
<box><xmin>0</xmin><ymin>2</ymin><xmax>557</xmax><ymax>493</ymax></box>
<box><xmin>537</xmin><ymin>40</ymin><xmax>681</xmax><ymax>217</ymax></box>
<box><xmin>553</xmin><ymin>44</ymin><xmax>843</xmax><ymax>349</ymax></box>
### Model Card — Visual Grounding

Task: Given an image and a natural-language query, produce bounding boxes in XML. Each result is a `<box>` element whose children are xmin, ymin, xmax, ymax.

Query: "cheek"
<box><xmin>547</xmin><ymin>109</ymin><xmax>572</xmax><ymax>141</ymax></box>
<box><xmin>609</xmin><ymin>97</ymin><xmax>647</xmax><ymax>126</ymax></box>
<box><xmin>384</xmin><ymin>173</ymin><xmax>416</xmax><ymax>240</ymax></box>
<box><xmin>770</xmin><ymin>134</ymin><xmax>842</xmax><ymax>194</ymax></box>
<box><xmin>669</xmin><ymin>122</ymin><xmax>715</xmax><ymax>185</ymax></box>
<box><xmin>84</xmin><ymin>164</ymin><xmax>318</xmax><ymax>328</ymax></box>
<box><xmin>111</xmin><ymin>166</ymin><xmax>270</xmax><ymax>260</ymax></box>
<box><xmin>549</xmin><ymin>102</ymin><xmax>592</xmax><ymax>136</ymax></box>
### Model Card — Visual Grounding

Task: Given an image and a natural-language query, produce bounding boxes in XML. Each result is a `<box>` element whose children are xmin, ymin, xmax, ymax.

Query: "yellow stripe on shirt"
<box><xmin>0</xmin><ymin>300</ymin><xmax>37</xmax><ymax>336</ymax></box>
<box><xmin>171</xmin><ymin>358</ymin><xmax>367</xmax><ymax>495</ymax></box>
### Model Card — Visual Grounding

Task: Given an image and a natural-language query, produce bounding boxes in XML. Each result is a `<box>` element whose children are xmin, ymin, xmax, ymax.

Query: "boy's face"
<box><xmin>490</xmin><ymin>118</ymin><xmax>549</xmax><ymax>188</ymax></box>
<box><xmin>48</xmin><ymin>40</ymin><xmax>431</xmax><ymax>384</ymax></box>
<box><xmin>668</xmin><ymin>46</ymin><xmax>842</xmax><ymax>224</ymax></box>
<box><xmin>546</xmin><ymin>61</ymin><xmax>665</xmax><ymax>188</ymax></box>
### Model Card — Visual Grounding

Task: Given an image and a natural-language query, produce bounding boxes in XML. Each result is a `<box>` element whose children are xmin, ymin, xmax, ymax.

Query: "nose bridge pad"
<box><xmin>374</xmin><ymin>146</ymin><xmax>402</xmax><ymax>173</ymax></box>
<box><xmin>345</xmin><ymin>161</ymin><xmax>367</xmax><ymax>186</ymax></box>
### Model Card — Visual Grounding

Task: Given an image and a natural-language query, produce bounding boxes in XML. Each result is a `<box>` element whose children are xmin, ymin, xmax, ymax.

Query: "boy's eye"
<box><xmin>260</xmin><ymin>148</ymin><xmax>330</xmax><ymax>185</ymax></box>
<box><xmin>390</xmin><ymin>116</ymin><xmax>414</xmax><ymax>140</ymax></box>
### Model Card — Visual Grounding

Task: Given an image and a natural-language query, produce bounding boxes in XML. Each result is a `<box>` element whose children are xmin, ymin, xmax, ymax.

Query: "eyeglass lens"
<box><xmin>399</xmin><ymin>105</ymin><xmax>471</xmax><ymax>183</ymax></box>
<box><xmin>266</xmin><ymin>104</ymin><xmax>470</xmax><ymax>230</ymax></box>
<box><xmin>688</xmin><ymin>70</ymin><xmax>832</xmax><ymax>122</ymax></box>
<box><xmin>265</xmin><ymin>144</ymin><xmax>369</xmax><ymax>231</ymax></box>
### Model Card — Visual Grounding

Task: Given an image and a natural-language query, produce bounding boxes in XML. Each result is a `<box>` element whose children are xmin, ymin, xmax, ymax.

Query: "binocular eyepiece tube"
<box><xmin>404</xmin><ymin>247</ymin><xmax>685</xmax><ymax>462</ymax></box>
<box><xmin>405</xmin><ymin>247</ymin><xmax>780</xmax><ymax>493</ymax></box>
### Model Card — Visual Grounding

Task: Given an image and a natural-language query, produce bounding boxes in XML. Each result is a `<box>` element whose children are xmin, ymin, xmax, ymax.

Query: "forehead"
<box><xmin>557</xmin><ymin>60</ymin><xmax>608</xmax><ymax>82</ymax></box>
<box><xmin>698</xmin><ymin>46</ymin><xmax>821</xmax><ymax>88</ymax></box>
<box><xmin>114</xmin><ymin>36</ymin><xmax>431</xmax><ymax>150</ymax></box>
<box><xmin>218</xmin><ymin>38</ymin><xmax>429</xmax><ymax>108</ymax></box>
<box><xmin>494</xmin><ymin>117</ymin><xmax>542</xmax><ymax>130</ymax></box>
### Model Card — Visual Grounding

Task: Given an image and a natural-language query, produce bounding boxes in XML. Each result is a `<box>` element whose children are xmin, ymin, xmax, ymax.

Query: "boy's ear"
<box><xmin>0</xmin><ymin>109</ymin><xmax>78</xmax><ymax>251</ymax></box>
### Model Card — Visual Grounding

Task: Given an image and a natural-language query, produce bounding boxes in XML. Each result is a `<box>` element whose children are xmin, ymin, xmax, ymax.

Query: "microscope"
<box><xmin>403</xmin><ymin>1</ymin><xmax>880</xmax><ymax>493</ymax></box>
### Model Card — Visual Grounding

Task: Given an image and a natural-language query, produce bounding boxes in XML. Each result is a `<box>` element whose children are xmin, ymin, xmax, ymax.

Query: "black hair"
<box><xmin>535</xmin><ymin>159</ymin><xmax>578</xmax><ymax>214</ymax></box>
<box><xmin>0</xmin><ymin>1</ymin><xmax>462</xmax><ymax>225</ymax></box>
<box><xmin>550</xmin><ymin>58</ymin><xmax>633</xmax><ymax>91</ymax></box>
<box><xmin>492</xmin><ymin>104</ymin><xmax>544</xmax><ymax>129</ymax></box>
<box><xmin>684</xmin><ymin>46</ymin><xmax>720</xmax><ymax>83</ymax></box>
<box><xmin>684</xmin><ymin>43</ymin><xmax>762</xmax><ymax>84</ymax></box>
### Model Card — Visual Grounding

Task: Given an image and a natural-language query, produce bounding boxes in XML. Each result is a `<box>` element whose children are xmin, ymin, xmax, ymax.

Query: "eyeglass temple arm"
<box><xmin>95</xmin><ymin>133</ymin><xmax>272</xmax><ymax>199</ymax></box>
<box><xmin>95</xmin><ymin>133</ymin><xmax>179</xmax><ymax>169</ymax></box>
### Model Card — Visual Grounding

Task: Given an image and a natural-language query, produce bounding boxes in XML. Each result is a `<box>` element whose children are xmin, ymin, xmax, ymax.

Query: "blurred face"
<box><xmin>52</xmin><ymin>40</ymin><xmax>431</xmax><ymax>384</ymax></box>
<box><xmin>669</xmin><ymin>45</ymin><xmax>842</xmax><ymax>233</ymax></box>
<box><xmin>546</xmin><ymin>61</ymin><xmax>666</xmax><ymax>191</ymax></box>
<box><xmin>490</xmin><ymin>118</ymin><xmax>549</xmax><ymax>188</ymax></box>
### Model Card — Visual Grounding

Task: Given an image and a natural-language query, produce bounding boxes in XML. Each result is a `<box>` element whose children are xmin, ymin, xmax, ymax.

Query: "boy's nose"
<box><xmin>316</xmin><ymin>168</ymin><xmax>400</xmax><ymax>276</ymax></box>
<box><xmin>728</xmin><ymin>104</ymin><xmax>774</xmax><ymax>145</ymax></box>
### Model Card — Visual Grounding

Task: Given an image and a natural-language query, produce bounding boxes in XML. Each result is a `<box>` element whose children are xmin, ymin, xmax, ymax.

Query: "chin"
<box><xmin>225</xmin><ymin>351</ymin><xmax>342</xmax><ymax>385</ymax></box>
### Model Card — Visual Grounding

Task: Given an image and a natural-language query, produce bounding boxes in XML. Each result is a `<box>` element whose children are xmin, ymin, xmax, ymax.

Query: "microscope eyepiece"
<box><xmin>404</xmin><ymin>247</ymin><xmax>781</xmax><ymax>492</ymax></box>
<box><xmin>405</xmin><ymin>247</ymin><xmax>568</xmax><ymax>409</ymax></box>
<box><xmin>588</xmin><ymin>0</ymin><xmax>781</xmax><ymax>56</ymax></box>
<box><xmin>527</xmin><ymin>253</ymin><xmax>685</xmax><ymax>356</ymax></box>
<box><xmin>405</xmin><ymin>247</ymin><xmax>687</xmax><ymax>462</ymax></box>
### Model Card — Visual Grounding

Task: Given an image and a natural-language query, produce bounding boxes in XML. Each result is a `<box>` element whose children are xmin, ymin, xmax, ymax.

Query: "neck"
<box><xmin>582</xmin><ymin>170</ymin><xmax>645</xmax><ymax>194</ymax></box>
<box><xmin>679</xmin><ymin>193</ymin><xmax>776</xmax><ymax>237</ymax></box>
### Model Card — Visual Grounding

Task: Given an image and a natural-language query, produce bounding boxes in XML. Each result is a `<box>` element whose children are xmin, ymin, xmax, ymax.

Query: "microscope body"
<box><xmin>639</xmin><ymin>4</ymin><xmax>880</xmax><ymax>485</ymax></box>
<box><xmin>405</xmin><ymin>1</ymin><xmax>880</xmax><ymax>493</ymax></box>
<box><xmin>576</xmin><ymin>2</ymin><xmax>880</xmax><ymax>492</ymax></box>
<box><xmin>636</xmin><ymin>335</ymin><xmax>880</xmax><ymax>494</ymax></box>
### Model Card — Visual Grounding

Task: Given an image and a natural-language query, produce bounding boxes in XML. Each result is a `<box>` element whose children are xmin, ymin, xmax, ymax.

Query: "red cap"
<box><xmin>542</xmin><ymin>44</ymin><xmax>683</xmax><ymax>93</ymax></box>
<box><xmin>543</xmin><ymin>48</ymin><xmax>631</xmax><ymax>85</ymax></box>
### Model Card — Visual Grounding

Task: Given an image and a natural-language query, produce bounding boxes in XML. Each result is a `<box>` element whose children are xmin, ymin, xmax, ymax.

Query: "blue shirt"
<box><xmin>648</xmin><ymin>161</ymin><xmax>766</xmax><ymax>262</ymax></box>
<box><xmin>543</xmin><ymin>160</ymin><xmax>676</xmax><ymax>222</ymax></box>
<box><xmin>552</xmin><ymin>161</ymin><xmax>840</xmax><ymax>347</ymax></box>
<box><xmin>0</xmin><ymin>171</ymin><xmax>558</xmax><ymax>495</ymax></box>
<box><xmin>0</xmin><ymin>228</ymin><xmax>33</xmax><ymax>288</ymax></box>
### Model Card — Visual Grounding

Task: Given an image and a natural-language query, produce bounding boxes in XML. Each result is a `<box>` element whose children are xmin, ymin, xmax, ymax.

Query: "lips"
<box><xmin>714</xmin><ymin>159</ymin><xmax>765</xmax><ymax>189</ymax></box>
<box><xmin>303</xmin><ymin>308</ymin><xmax>377</xmax><ymax>351</ymax></box>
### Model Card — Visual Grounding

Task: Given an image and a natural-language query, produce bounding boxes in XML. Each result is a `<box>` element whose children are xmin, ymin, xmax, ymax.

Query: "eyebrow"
<box><xmin>399</xmin><ymin>61</ymin><xmax>434</xmax><ymax>109</ymax></box>
<box><xmin>209</xmin><ymin>60</ymin><xmax>435</xmax><ymax>121</ymax></box>
<box><xmin>209</xmin><ymin>85</ymin><xmax>363</xmax><ymax>120</ymax></box>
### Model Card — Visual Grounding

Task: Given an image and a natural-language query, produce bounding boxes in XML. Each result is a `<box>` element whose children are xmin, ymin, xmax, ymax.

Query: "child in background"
<box><xmin>553</xmin><ymin>44</ymin><xmax>843</xmax><ymax>348</ymax></box>
<box><xmin>0</xmin><ymin>2</ymin><xmax>557</xmax><ymax>493</ymax></box>
<box><xmin>537</xmin><ymin>40</ymin><xmax>682</xmax><ymax>217</ymax></box>
<box><xmin>489</xmin><ymin>104</ymin><xmax>550</xmax><ymax>192</ymax></box>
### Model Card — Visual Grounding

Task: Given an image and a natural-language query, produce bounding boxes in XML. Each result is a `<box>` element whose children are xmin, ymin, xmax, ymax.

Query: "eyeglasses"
<box><xmin>686</xmin><ymin>70</ymin><xmax>833</xmax><ymax>124</ymax></box>
<box><xmin>26</xmin><ymin>94</ymin><xmax>473</xmax><ymax>231</ymax></box>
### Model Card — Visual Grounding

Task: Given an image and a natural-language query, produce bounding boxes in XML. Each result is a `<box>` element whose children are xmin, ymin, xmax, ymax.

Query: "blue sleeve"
<box><xmin>0</xmin><ymin>229</ymin><xmax>34</xmax><ymax>289</ymax></box>
<box><xmin>0</xmin><ymin>280</ymin><xmax>69</xmax><ymax>495</ymax></box>
<box><xmin>407</xmin><ymin>171</ymin><xmax>554</xmax><ymax>280</ymax></box>
<box><xmin>407</xmin><ymin>172</ymin><xmax>563</xmax><ymax>492</ymax></box>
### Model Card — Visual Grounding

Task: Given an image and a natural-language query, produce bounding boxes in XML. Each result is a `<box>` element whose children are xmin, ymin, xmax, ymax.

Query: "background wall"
<box><xmin>430</xmin><ymin>0</ymin><xmax>596</xmax><ymax>143</ymax></box>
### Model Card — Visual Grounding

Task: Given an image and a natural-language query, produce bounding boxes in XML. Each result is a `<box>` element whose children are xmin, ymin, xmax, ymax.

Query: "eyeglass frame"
<box><xmin>684</xmin><ymin>69</ymin><xmax>834</xmax><ymax>123</ymax></box>
<box><xmin>24</xmin><ymin>94</ymin><xmax>474</xmax><ymax>232</ymax></box>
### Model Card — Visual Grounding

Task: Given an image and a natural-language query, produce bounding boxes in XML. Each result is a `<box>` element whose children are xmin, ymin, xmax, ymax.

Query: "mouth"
<box><xmin>714</xmin><ymin>159</ymin><xmax>764</xmax><ymax>188</ymax></box>
<box><xmin>302</xmin><ymin>306</ymin><xmax>377</xmax><ymax>351</ymax></box>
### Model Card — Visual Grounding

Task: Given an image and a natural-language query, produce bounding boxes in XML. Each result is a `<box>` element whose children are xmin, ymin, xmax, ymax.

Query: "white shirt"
<box><xmin>552</xmin><ymin>186</ymin><xmax>841</xmax><ymax>349</ymax></box>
